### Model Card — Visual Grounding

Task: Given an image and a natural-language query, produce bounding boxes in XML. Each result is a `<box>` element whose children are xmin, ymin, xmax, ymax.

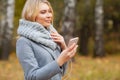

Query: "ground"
<box><xmin>0</xmin><ymin>53</ymin><xmax>120</xmax><ymax>80</ymax></box>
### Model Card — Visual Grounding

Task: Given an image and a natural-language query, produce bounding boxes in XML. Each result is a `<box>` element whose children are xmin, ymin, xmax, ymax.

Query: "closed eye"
<box><xmin>40</xmin><ymin>10</ymin><xmax>46</xmax><ymax>14</ymax></box>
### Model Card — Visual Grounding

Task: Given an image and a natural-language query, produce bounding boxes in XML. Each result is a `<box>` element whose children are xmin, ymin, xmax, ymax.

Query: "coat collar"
<box><xmin>17</xmin><ymin>19</ymin><xmax>58</xmax><ymax>51</ymax></box>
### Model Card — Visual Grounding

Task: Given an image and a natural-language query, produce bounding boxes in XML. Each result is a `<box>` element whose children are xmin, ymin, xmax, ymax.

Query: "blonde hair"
<box><xmin>22</xmin><ymin>0</ymin><xmax>54</xmax><ymax>22</ymax></box>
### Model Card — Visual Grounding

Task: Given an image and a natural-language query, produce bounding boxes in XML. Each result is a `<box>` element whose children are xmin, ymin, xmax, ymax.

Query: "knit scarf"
<box><xmin>17</xmin><ymin>19</ymin><xmax>58</xmax><ymax>50</ymax></box>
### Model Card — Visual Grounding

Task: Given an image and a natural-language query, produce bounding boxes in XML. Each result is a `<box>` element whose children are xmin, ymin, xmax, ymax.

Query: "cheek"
<box><xmin>36</xmin><ymin>14</ymin><xmax>45</xmax><ymax>22</ymax></box>
<box><xmin>38</xmin><ymin>14</ymin><xmax>46</xmax><ymax>19</ymax></box>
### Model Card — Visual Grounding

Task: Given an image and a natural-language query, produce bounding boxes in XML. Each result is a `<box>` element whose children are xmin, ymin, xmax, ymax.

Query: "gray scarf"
<box><xmin>17</xmin><ymin>19</ymin><xmax>58</xmax><ymax>50</ymax></box>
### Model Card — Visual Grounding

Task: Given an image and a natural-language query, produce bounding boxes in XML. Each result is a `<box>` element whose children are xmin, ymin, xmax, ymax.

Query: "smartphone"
<box><xmin>68</xmin><ymin>37</ymin><xmax>79</xmax><ymax>47</ymax></box>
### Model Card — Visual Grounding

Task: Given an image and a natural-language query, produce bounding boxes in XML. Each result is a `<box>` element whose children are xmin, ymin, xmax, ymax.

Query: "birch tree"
<box><xmin>62</xmin><ymin>0</ymin><xmax>76</xmax><ymax>44</ymax></box>
<box><xmin>94</xmin><ymin>0</ymin><xmax>105</xmax><ymax>57</ymax></box>
<box><xmin>0</xmin><ymin>0</ymin><xmax>15</xmax><ymax>60</ymax></box>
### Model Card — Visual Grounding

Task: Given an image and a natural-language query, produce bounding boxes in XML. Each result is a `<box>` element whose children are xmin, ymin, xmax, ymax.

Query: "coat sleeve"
<box><xmin>16</xmin><ymin>37</ymin><xmax>62</xmax><ymax>80</ymax></box>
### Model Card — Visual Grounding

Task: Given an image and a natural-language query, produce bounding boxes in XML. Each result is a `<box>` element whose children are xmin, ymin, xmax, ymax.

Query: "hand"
<box><xmin>50</xmin><ymin>31</ymin><xmax>67</xmax><ymax>50</ymax></box>
<box><xmin>56</xmin><ymin>43</ymin><xmax>78</xmax><ymax>66</ymax></box>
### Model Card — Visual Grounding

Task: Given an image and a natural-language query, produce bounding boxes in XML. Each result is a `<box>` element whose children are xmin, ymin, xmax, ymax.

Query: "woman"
<box><xmin>16</xmin><ymin>0</ymin><xmax>78</xmax><ymax>80</ymax></box>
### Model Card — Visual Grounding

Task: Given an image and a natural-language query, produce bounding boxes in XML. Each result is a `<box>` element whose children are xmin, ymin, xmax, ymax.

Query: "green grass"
<box><xmin>0</xmin><ymin>53</ymin><xmax>120</xmax><ymax>80</ymax></box>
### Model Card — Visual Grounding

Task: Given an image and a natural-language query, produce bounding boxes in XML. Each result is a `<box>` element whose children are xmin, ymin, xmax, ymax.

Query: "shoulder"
<box><xmin>16</xmin><ymin>36</ymin><xmax>32</xmax><ymax>46</ymax></box>
<box><xmin>17</xmin><ymin>36</ymin><xmax>29</xmax><ymax>41</ymax></box>
<box><xmin>16</xmin><ymin>36</ymin><xmax>44</xmax><ymax>49</ymax></box>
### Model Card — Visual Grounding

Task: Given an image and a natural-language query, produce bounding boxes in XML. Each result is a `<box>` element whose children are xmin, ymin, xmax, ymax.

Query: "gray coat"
<box><xmin>16</xmin><ymin>37</ymin><xmax>67</xmax><ymax>80</ymax></box>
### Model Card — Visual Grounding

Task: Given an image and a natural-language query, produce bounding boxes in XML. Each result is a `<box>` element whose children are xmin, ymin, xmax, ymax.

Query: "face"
<box><xmin>35</xmin><ymin>3</ymin><xmax>53</xmax><ymax>27</ymax></box>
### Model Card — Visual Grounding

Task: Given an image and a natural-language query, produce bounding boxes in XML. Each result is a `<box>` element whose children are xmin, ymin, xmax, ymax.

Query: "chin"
<box><xmin>44</xmin><ymin>24</ymin><xmax>51</xmax><ymax>27</ymax></box>
<box><xmin>44</xmin><ymin>25</ymin><xmax>50</xmax><ymax>28</ymax></box>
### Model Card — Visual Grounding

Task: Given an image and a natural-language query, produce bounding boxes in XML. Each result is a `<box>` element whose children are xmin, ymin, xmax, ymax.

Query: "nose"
<box><xmin>46</xmin><ymin>12</ymin><xmax>52</xmax><ymax>18</ymax></box>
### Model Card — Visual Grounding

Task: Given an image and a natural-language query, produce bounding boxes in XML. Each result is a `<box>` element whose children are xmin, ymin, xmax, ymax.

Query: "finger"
<box><xmin>69</xmin><ymin>45</ymin><xmax>78</xmax><ymax>57</ymax></box>
<box><xmin>50</xmin><ymin>31</ymin><xmax>59</xmax><ymax>35</ymax></box>
<box><xmin>70</xmin><ymin>51</ymin><xmax>76</xmax><ymax>58</ymax></box>
<box><xmin>70</xmin><ymin>46</ymin><xmax>78</xmax><ymax>58</ymax></box>
<box><xmin>51</xmin><ymin>32</ymin><xmax>61</xmax><ymax>36</ymax></box>
<box><xmin>53</xmin><ymin>40</ymin><xmax>61</xmax><ymax>43</ymax></box>
<box><xmin>51</xmin><ymin>36</ymin><xmax>61</xmax><ymax>40</ymax></box>
<box><xmin>51</xmin><ymin>31</ymin><xmax>58</xmax><ymax>33</ymax></box>
<box><xmin>71</xmin><ymin>45</ymin><xmax>78</xmax><ymax>55</ymax></box>
<box><xmin>67</xmin><ymin>43</ymin><xmax>76</xmax><ymax>52</ymax></box>
<box><xmin>51</xmin><ymin>34</ymin><xmax>61</xmax><ymax>38</ymax></box>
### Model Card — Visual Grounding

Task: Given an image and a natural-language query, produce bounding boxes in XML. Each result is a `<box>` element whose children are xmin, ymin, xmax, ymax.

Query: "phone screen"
<box><xmin>68</xmin><ymin>37</ymin><xmax>79</xmax><ymax>47</ymax></box>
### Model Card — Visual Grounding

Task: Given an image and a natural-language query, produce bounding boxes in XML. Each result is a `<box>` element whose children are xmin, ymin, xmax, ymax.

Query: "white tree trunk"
<box><xmin>6</xmin><ymin>0</ymin><xmax>14</xmax><ymax>39</ymax></box>
<box><xmin>0</xmin><ymin>0</ymin><xmax>15</xmax><ymax>60</ymax></box>
<box><xmin>94</xmin><ymin>0</ymin><xmax>105</xmax><ymax>57</ymax></box>
<box><xmin>62</xmin><ymin>0</ymin><xmax>76</xmax><ymax>44</ymax></box>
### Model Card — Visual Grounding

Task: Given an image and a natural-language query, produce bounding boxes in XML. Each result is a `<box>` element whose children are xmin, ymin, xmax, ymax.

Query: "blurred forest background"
<box><xmin>0</xmin><ymin>0</ymin><xmax>120</xmax><ymax>80</ymax></box>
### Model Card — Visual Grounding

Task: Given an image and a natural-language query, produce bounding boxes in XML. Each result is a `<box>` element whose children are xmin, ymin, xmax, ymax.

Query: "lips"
<box><xmin>45</xmin><ymin>20</ymin><xmax>51</xmax><ymax>23</ymax></box>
